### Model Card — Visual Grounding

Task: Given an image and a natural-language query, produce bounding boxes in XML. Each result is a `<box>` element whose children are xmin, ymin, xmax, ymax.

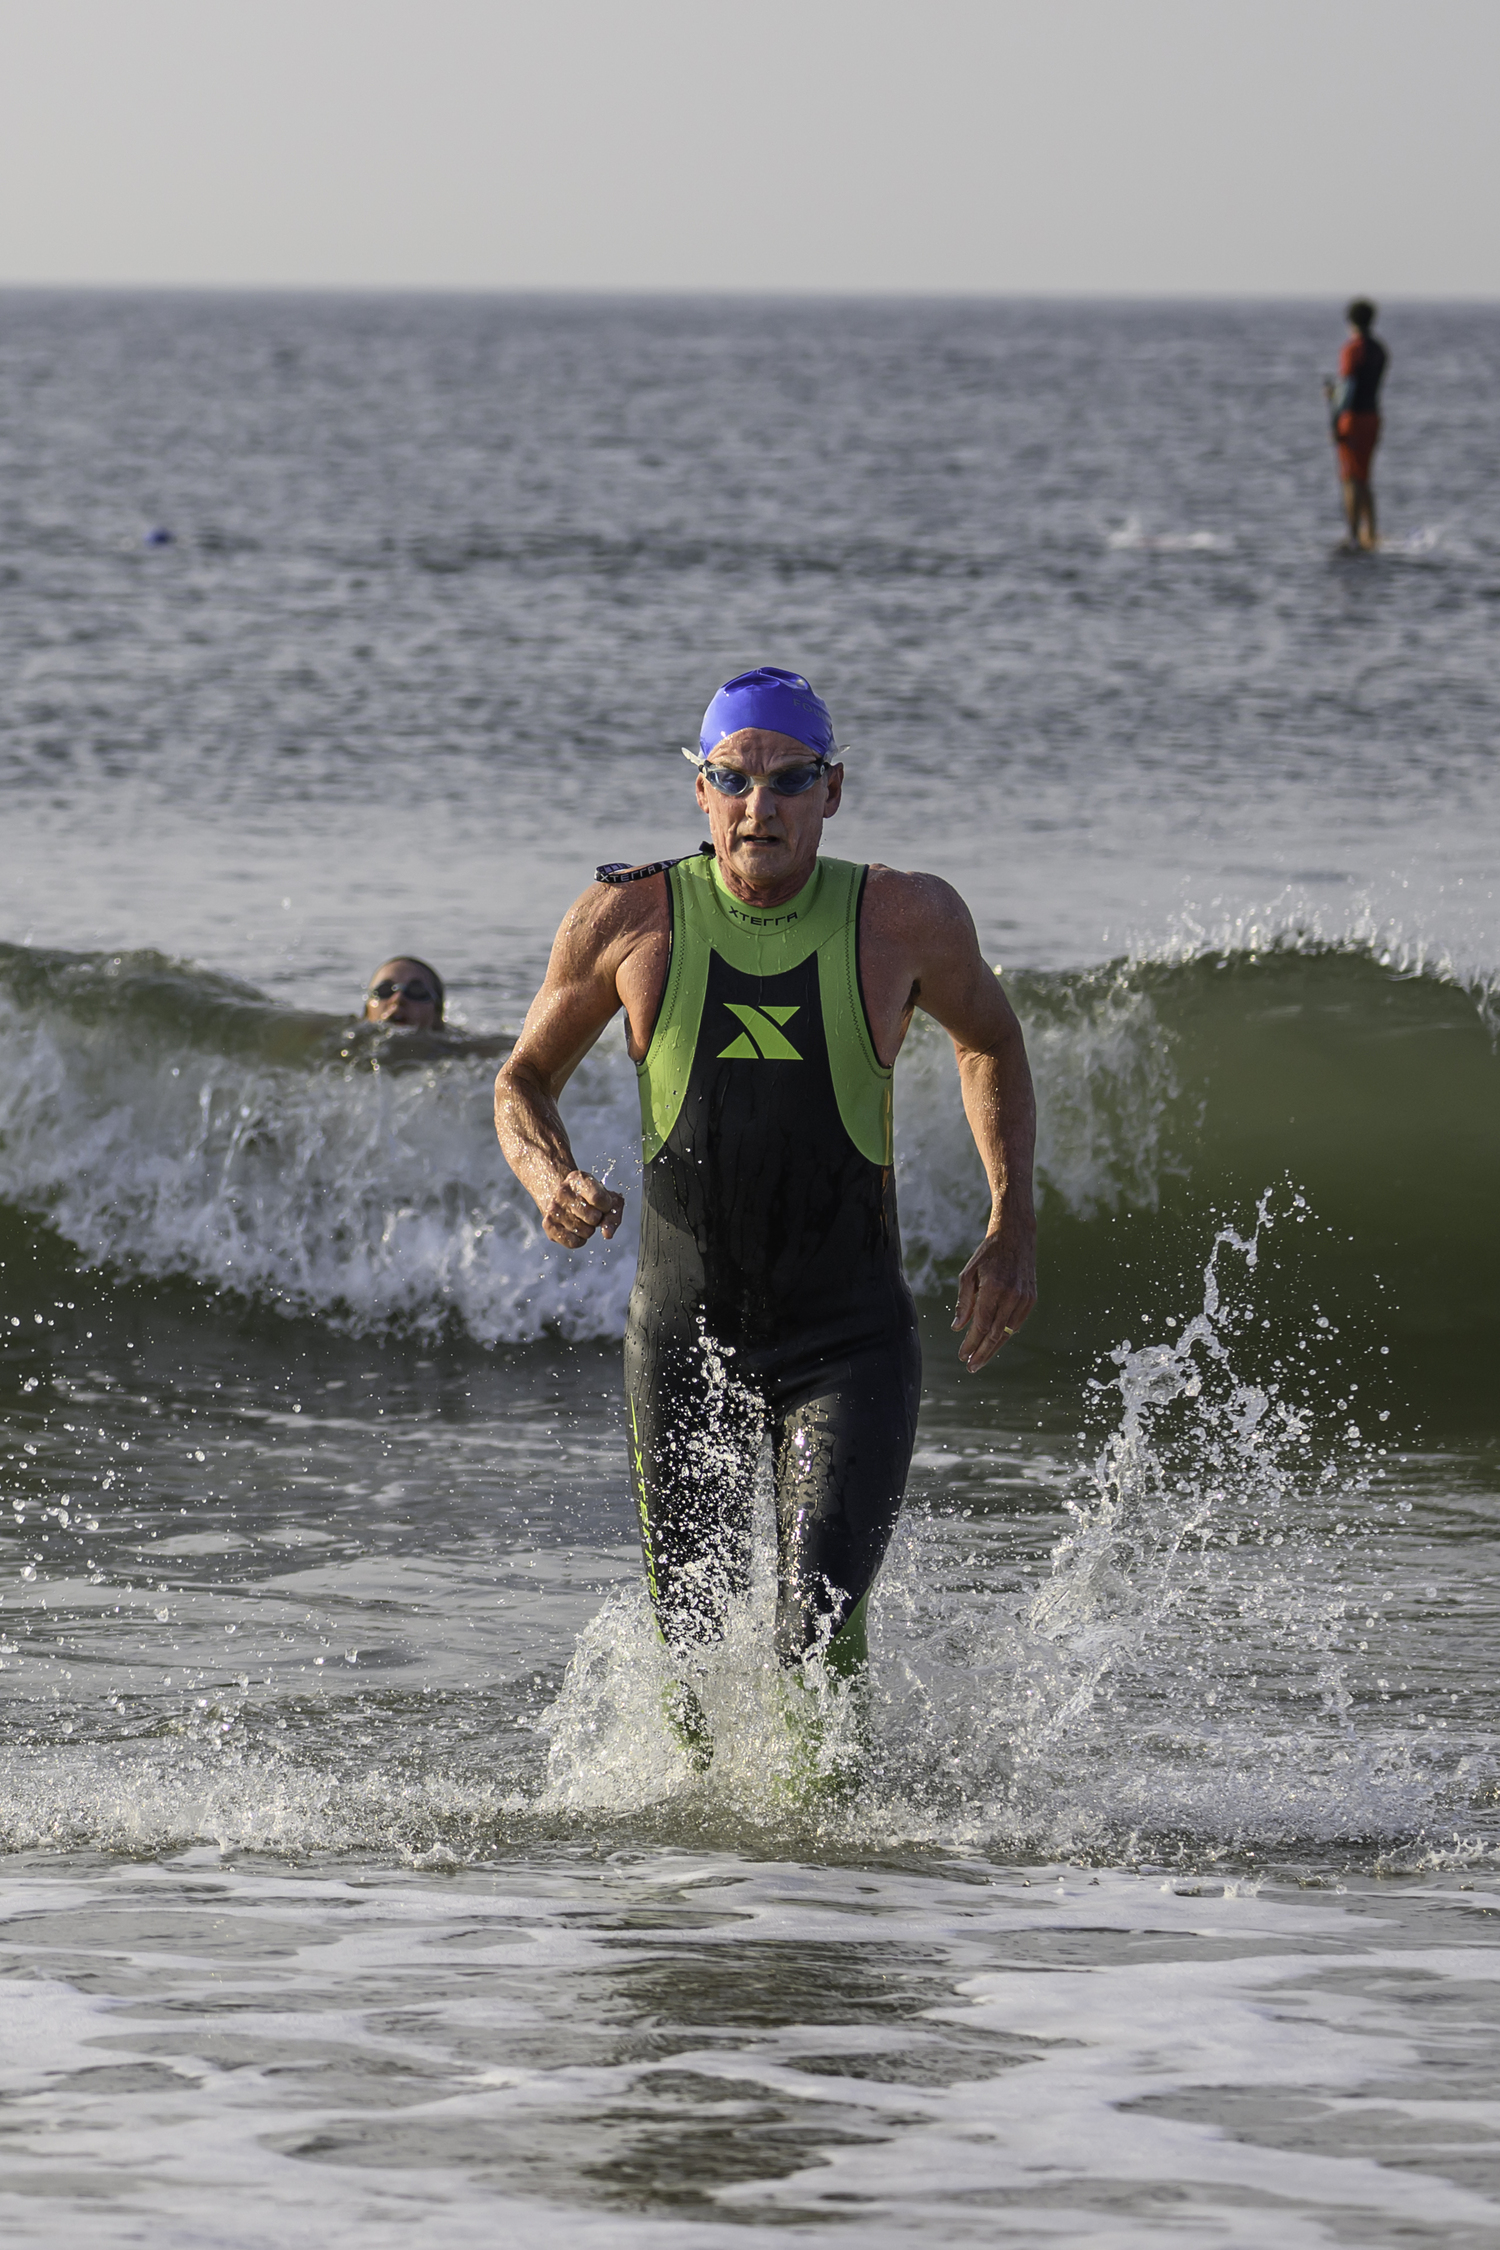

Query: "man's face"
<box><xmin>363</xmin><ymin>958</ymin><xmax>440</xmax><ymax>1029</ymax></box>
<box><xmin>695</xmin><ymin>729</ymin><xmax>843</xmax><ymax>890</ymax></box>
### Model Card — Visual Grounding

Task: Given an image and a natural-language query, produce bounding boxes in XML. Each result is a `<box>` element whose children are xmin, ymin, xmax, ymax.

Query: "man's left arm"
<box><xmin>900</xmin><ymin>877</ymin><xmax>1038</xmax><ymax>1372</ymax></box>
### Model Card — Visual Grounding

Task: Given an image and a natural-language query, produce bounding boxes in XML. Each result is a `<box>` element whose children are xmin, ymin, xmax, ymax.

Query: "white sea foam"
<box><xmin>0</xmin><ymin>1000</ymin><xmax>643</xmax><ymax>1342</ymax></box>
<box><xmin>0</xmin><ymin>1199</ymin><xmax>1488</xmax><ymax>1876</ymax></box>
<box><xmin>0</xmin><ymin>966</ymin><xmax>1179</xmax><ymax>1338</ymax></box>
<box><xmin>1105</xmin><ymin>516</ymin><xmax>1233</xmax><ymax>552</ymax></box>
<box><xmin>1</xmin><ymin>917</ymin><xmax>1491</xmax><ymax>1341</ymax></box>
<box><xmin>4</xmin><ymin>1859</ymin><xmax>1499</xmax><ymax>2250</ymax></box>
<box><xmin>532</xmin><ymin>1205</ymin><xmax>1479</xmax><ymax>1865</ymax></box>
<box><xmin>1143</xmin><ymin>888</ymin><xmax>1500</xmax><ymax>1023</ymax></box>
<box><xmin>1377</xmin><ymin>523</ymin><xmax>1447</xmax><ymax>557</ymax></box>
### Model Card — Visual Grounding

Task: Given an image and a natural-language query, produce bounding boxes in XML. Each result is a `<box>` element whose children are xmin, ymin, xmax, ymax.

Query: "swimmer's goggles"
<box><xmin>367</xmin><ymin>978</ymin><xmax>438</xmax><ymax>1003</ymax></box>
<box><xmin>682</xmin><ymin>748</ymin><xmax>835</xmax><ymax>800</ymax></box>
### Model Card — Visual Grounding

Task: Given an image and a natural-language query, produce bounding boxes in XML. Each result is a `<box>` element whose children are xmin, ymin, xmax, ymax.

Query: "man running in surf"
<box><xmin>494</xmin><ymin>668</ymin><xmax>1036</xmax><ymax>1730</ymax></box>
<box><xmin>1324</xmin><ymin>299</ymin><xmax>1388</xmax><ymax>551</ymax></box>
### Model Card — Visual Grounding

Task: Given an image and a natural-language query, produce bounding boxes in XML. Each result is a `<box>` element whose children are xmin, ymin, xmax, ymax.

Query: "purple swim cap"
<box><xmin>698</xmin><ymin>667</ymin><xmax>838</xmax><ymax>761</ymax></box>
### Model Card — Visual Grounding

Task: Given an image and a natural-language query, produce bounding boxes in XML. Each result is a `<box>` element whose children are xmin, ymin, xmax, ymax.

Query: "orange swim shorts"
<box><xmin>1336</xmin><ymin>411</ymin><xmax>1381</xmax><ymax>484</ymax></box>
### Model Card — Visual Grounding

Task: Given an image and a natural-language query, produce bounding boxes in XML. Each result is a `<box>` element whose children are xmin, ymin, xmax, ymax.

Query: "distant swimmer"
<box><xmin>343</xmin><ymin>955</ymin><xmax>511</xmax><ymax>1066</ymax></box>
<box><xmin>494</xmin><ymin>666</ymin><xmax>1037</xmax><ymax>1755</ymax></box>
<box><xmin>363</xmin><ymin>957</ymin><xmax>444</xmax><ymax>1029</ymax></box>
<box><xmin>1324</xmin><ymin>299</ymin><xmax>1388</xmax><ymax>551</ymax></box>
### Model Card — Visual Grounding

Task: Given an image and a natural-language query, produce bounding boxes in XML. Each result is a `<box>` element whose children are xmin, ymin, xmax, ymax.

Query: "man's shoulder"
<box><xmin>554</xmin><ymin>863</ymin><xmax>671</xmax><ymax>965</ymax></box>
<box><xmin>859</xmin><ymin>862</ymin><xmax>974</xmax><ymax>936</ymax></box>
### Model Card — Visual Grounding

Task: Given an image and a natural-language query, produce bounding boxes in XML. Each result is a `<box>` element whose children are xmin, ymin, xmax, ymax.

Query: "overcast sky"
<box><xmin>2</xmin><ymin>0</ymin><xmax>1496</xmax><ymax>297</ymax></box>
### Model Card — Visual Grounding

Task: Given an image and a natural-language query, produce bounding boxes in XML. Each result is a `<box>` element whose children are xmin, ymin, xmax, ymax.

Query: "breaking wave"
<box><xmin>0</xmin><ymin>935</ymin><xmax>1495</xmax><ymax>1399</ymax></box>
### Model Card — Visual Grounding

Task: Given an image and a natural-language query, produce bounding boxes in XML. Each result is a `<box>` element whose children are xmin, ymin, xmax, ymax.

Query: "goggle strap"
<box><xmin>596</xmin><ymin>844</ymin><xmax>714</xmax><ymax>888</ymax></box>
<box><xmin>682</xmin><ymin>747</ymin><xmax>848</xmax><ymax>766</ymax></box>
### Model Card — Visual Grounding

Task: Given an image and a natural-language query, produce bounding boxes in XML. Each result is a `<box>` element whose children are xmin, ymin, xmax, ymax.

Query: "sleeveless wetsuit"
<box><xmin>622</xmin><ymin>849</ymin><xmax>921</xmax><ymax>1667</ymax></box>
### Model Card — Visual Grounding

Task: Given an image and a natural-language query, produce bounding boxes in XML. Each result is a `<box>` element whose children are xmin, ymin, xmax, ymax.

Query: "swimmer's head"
<box><xmin>693</xmin><ymin>667</ymin><xmax>840</xmax><ymax>765</ymax></box>
<box><xmin>364</xmin><ymin>956</ymin><xmax>444</xmax><ymax>1029</ymax></box>
<box><xmin>1346</xmin><ymin>299</ymin><xmax>1376</xmax><ymax>334</ymax></box>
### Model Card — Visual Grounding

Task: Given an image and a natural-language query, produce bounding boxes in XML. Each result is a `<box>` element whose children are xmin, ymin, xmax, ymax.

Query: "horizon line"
<box><xmin>2</xmin><ymin>278</ymin><xmax>1496</xmax><ymax>308</ymax></box>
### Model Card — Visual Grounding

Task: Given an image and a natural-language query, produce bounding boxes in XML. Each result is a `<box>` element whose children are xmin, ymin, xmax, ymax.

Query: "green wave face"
<box><xmin>0</xmin><ymin>940</ymin><xmax>510</xmax><ymax>1069</ymax></box>
<box><xmin>0</xmin><ymin>938</ymin><xmax>1494</xmax><ymax>1425</ymax></box>
<box><xmin>0</xmin><ymin>939</ymin><xmax>336</xmax><ymax>1063</ymax></box>
<box><xmin>1006</xmin><ymin>946</ymin><xmax>1500</xmax><ymax>1424</ymax></box>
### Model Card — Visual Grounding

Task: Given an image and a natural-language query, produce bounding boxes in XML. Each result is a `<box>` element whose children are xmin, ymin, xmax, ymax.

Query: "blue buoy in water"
<box><xmin>143</xmin><ymin>526</ymin><xmax>175</xmax><ymax>546</ymax></box>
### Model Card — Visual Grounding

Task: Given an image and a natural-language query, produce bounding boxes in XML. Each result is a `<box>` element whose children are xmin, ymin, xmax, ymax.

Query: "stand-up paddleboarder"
<box><xmin>1324</xmin><ymin>299</ymin><xmax>1388</xmax><ymax>550</ymax></box>
<box><xmin>495</xmin><ymin>669</ymin><xmax>1036</xmax><ymax>1760</ymax></box>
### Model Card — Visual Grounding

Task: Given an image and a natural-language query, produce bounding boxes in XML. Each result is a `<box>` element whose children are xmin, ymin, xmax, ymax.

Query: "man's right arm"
<box><xmin>494</xmin><ymin>881</ymin><xmax>662</xmax><ymax>1249</ymax></box>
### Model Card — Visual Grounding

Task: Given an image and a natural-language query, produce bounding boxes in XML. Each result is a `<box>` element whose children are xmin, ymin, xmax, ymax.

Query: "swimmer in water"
<box><xmin>363</xmin><ymin>957</ymin><xmax>444</xmax><ymax>1030</ymax></box>
<box><xmin>494</xmin><ymin>667</ymin><xmax>1036</xmax><ymax>1762</ymax></box>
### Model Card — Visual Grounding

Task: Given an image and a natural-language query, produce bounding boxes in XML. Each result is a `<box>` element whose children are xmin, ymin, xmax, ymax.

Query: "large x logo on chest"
<box><xmin>718</xmin><ymin>1004</ymin><xmax>803</xmax><ymax>1061</ymax></box>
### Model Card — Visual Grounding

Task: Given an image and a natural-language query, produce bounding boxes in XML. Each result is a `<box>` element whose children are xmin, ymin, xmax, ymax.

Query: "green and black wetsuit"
<box><xmin>622</xmin><ymin>849</ymin><xmax>921</xmax><ymax>1667</ymax></box>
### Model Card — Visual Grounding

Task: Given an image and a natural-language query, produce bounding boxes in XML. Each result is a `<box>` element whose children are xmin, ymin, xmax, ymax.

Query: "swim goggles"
<box><xmin>683</xmin><ymin>750</ymin><xmax>832</xmax><ymax>800</ymax></box>
<box><xmin>367</xmin><ymin>979</ymin><xmax>437</xmax><ymax>1003</ymax></box>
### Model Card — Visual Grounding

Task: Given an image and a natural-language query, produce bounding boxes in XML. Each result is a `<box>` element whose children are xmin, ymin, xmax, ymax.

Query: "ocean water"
<box><xmin>2</xmin><ymin>290</ymin><xmax>1499</xmax><ymax>2246</ymax></box>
